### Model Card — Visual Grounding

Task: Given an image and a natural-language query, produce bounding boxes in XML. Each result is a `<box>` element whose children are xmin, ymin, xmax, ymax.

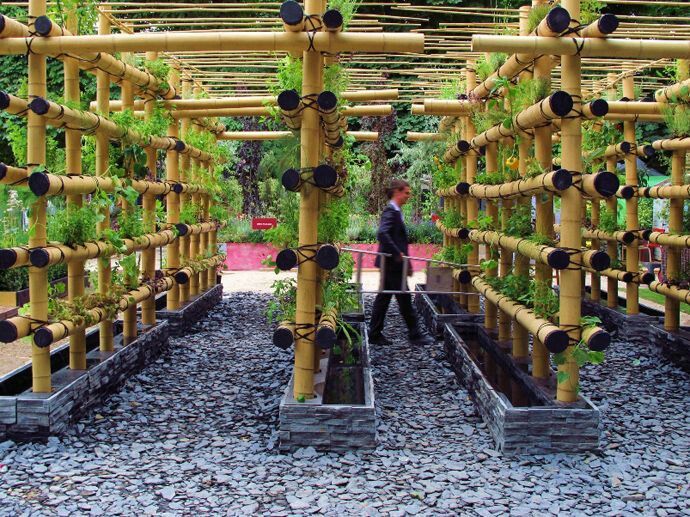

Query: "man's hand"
<box><xmin>394</xmin><ymin>252</ymin><xmax>403</xmax><ymax>263</ymax></box>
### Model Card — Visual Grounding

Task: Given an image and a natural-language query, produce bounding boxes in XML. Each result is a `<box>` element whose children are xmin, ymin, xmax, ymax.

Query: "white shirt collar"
<box><xmin>389</xmin><ymin>200</ymin><xmax>401</xmax><ymax>211</ymax></box>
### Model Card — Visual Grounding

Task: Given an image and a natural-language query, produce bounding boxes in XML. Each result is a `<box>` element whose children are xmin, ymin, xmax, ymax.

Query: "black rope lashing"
<box><xmin>294</xmin><ymin>244</ymin><xmax>320</xmax><ymax>266</ymax></box>
<box><xmin>293</xmin><ymin>323</ymin><xmax>317</xmax><ymax>342</ymax></box>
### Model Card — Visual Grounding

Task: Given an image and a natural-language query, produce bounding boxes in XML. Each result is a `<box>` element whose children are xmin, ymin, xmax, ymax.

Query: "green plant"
<box><xmin>532</xmin><ymin>280</ymin><xmax>559</xmax><ymax>321</ymax></box>
<box><xmin>599</xmin><ymin>207</ymin><xmax>620</xmax><ymax>234</ymax></box>
<box><xmin>118</xmin><ymin>206</ymin><xmax>144</xmax><ymax>240</ymax></box>
<box><xmin>47</xmin><ymin>205</ymin><xmax>101</xmax><ymax>247</ymax></box>
<box><xmin>553</xmin><ymin>316</ymin><xmax>606</xmax><ymax>390</ymax></box>
<box><xmin>662</xmin><ymin>103</ymin><xmax>690</xmax><ymax>138</ymax></box>
<box><xmin>435</xmin><ymin>243</ymin><xmax>473</xmax><ymax>266</ymax></box>
<box><xmin>527</xmin><ymin>4</ymin><xmax>551</xmax><ymax>33</ymax></box>
<box><xmin>318</xmin><ymin>197</ymin><xmax>349</xmax><ymax>244</ymax></box>
<box><xmin>440</xmin><ymin>208</ymin><xmax>463</xmax><ymax>229</ymax></box>
<box><xmin>179</xmin><ymin>202</ymin><xmax>201</xmax><ymax>226</ymax></box>
<box><xmin>475</xmin><ymin>52</ymin><xmax>508</xmax><ymax>82</ymax></box>
<box><xmin>439</xmin><ymin>77</ymin><xmax>466</xmax><ymax>100</ymax></box>
<box><xmin>265</xmin><ymin>278</ymin><xmax>297</xmax><ymax>324</ymax></box>
<box><xmin>504</xmin><ymin>204</ymin><xmax>533</xmax><ymax>238</ymax></box>
<box><xmin>581</xmin><ymin>0</ymin><xmax>604</xmax><ymax>25</ymax></box>
<box><xmin>270</xmin><ymin>55</ymin><xmax>302</xmax><ymax>95</ymax></box>
<box><xmin>474</xmin><ymin>170</ymin><xmax>504</xmax><ymax>185</ymax></box>
<box><xmin>47</xmin><ymin>0</ymin><xmax>98</xmax><ymax>35</ymax></box>
<box><xmin>527</xmin><ymin>233</ymin><xmax>555</xmax><ymax>246</ymax></box>
<box><xmin>118</xmin><ymin>254</ymin><xmax>139</xmax><ymax>290</ymax></box>
<box><xmin>328</xmin><ymin>0</ymin><xmax>362</xmax><ymax>28</ymax></box>
<box><xmin>407</xmin><ymin>221</ymin><xmax>443</xmax><ymax>245</ymax></box>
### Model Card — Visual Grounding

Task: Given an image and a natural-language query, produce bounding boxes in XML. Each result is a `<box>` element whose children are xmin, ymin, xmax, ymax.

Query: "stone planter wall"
<box><xmin>157</xmin><ymin>284</ymin><xmax>223</xmax><ymax>336</ymax></box>
<box><xmin>278</xmin><ymin>324</ymin><xmax>376</xmax><ymax>452</ymax></box>
<box><xmin>649</xmin><ymin>324</ymin><xmax>690</xmax><ymax>373</ymax></box>
<box><xmin>415</xmin><ymin>284</ymin><xmax>484</xmax><ymax>337</ymax></box>
<box><xmin>581</xmin><ymin>298</ymin><xmax>656</xmax><ymax>347</ymax></box>
<box><xmin>443</xmin><ymin>323</ymin><xmax>601</xmax><ymax>455</ymax></box>
<box><xmin>0</xmin><ymin>321</ymin><xmax>169</xmax><ymax>441</ymax></box>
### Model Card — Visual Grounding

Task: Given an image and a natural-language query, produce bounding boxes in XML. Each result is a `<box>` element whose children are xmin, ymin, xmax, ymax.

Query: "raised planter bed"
<box><xmin>0</xmin><ymin>320</ymin><xmax>169</xmax><ymax>440</ymax></box>
<box><xmin>156</xmin><ymin>283</ymin><xmax>223</xmax><ymax>337</ymax></box>
<box><xmin>415</xmin><ymin>283</ymin><xmax>484</xmax><ymax>337</ymax></box>
<box><xmin>341</xmin><ymin>283</ymin><xmax>366</xmax><ymax>323</ymax></box>
<box><xmin>278</xmin><ymin>322</ymin><xmax>376</xmax><ymax>452</ymax></box>
<box><xmin>649</xmin><ymin>324</ymin><xmax>690</xmax><ymax>373</ymax></box>
<box><xmin>443</xmin><ymin>322</ymin><xmax>601</xmax><ymax>455</ymax></box>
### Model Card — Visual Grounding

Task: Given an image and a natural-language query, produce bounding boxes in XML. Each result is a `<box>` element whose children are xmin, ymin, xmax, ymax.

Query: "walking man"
<box><xmin>368</xmin><ymin>179</ymin><xmax>435</xmax><ymax>346</ymax></box>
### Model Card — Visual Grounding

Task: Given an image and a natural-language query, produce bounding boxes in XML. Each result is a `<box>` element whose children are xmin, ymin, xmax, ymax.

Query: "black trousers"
<box><xmin>369</xmin><ymin>266</ymin><xmax>420</xmax><ymax>338</ymax></box>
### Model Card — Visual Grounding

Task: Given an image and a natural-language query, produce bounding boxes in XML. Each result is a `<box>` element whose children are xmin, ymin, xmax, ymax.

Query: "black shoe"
<box><xmin>409</xmin><ymin>332</ymin><xmax>435</xmax><ymax>346</ymax></box>
<box><xmin>369</xmin><ymin>333</ymin><xmax>393</xmax><ymax>346</ymax></box>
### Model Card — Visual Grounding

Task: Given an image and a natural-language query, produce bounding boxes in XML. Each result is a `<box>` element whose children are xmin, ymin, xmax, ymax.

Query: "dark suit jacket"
<box><xmin>375</xmin><ymin>204</ymin><xmax>409</xmax><ymax>270</ymax></box>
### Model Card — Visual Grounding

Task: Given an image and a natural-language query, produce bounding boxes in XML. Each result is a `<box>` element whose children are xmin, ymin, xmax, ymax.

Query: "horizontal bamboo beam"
<box><xmin>32</xmin><ymin>277</ymin><xmax>176</xmax><ymax>347</ymax></box>
<box><xmin>30</xmin><ymin>229</ymin><xmax>179</xmax><ymax>268</ymax></box>
<box><xmin>472</xmin><ymin>275</ymin><xmax>570</xmax><ymax>353</ymax></box>
<box><xmin>0</xmin><ymin>246</ymin><xmax>31</xmax><ymax>270</ymax></box>
<box><xmin>176</xmin><ymin>222</ymin><xmax>219</xmax><ymax>236</ymax></box>
<box><xmin>348</xmin><ymin>131</ymin><xmax>379</xmax><ymax>141</ymax></box>
<box><xmin>27</xmin><ymin>172</ymin><xmax>183</xmax><ymax>197</ymax></box>
<box><xmin>0</xmin><ymin>32</ymin><xmax>425</xmax><ymax>55</ymax></box>
<box><xmin>639</xmin><ymin>185</ymin><xmax>690</xmax><ymax>199</ymax></box>
<box><xmin>218</xmin><ymin>131</ymin><xmax>294</xmax><ymax>141</ymax></box>
<box><xmin>472</xmin><ymin>35</ymin><xmax>690</xmax><ymax>60</ymax></box>
<box><xmin>423</xmin><ymin>99</ymin><xmax>476</xmax><ymax>116</ymax></box>
<box><xmin>603</xmin><ymin>113</ymin><xmax>664</xmax><ymax>123</ymax></box>
<box><xmin>585</xmin><ymin>267</ymin><xmax>654</xmax><ymax>285</ymax></box>
<box><xmin>0</xmin><ymin>163</ymin><xmax>28</xmax><ymax>186</ymax></box>
<box><xmin>451</xmin><ymin>169</ymin><xmax>573</xmax><ymax>199</ymax></box>
<box><xmin>581</xmin><ymin>228</ymin><xmax>636</xmax><ymax>245</ymax></box>
<box><xmin>468</xmin><ymin>229</ymin><xmax>570</xmax><ymax>270</ymax></box>
<box><xmin>652</xmin><ymin>137</ymin><xmax>690</xmax><ymax>152</ymax></box>
<box><xmin>0</xmin><ymin>15</ymin><xmax>174</xmax><ymax>100</ymax></box>
<box><xmin>406</xmin><ymin>132</ymin><xmax>444</xmax><ymax>142</ymax></box>
<box><xmin>656</xmin><ymin>77</ymin><xmax>690</xmax><ymax>103</ymax></box>
<box><xmin>436</xmin><ymin>221</ymin><xmax>469</xmax><ymax>239</ymax></box>
<box><xmin>576</xmin><ymin>171</ymin><xmax>621</xmax><ymax>199</ymax></box>
<box><xmin>648</xmin><ymin>281</ymin><xmax>690</xmax><ymax>304</ymax></box>
<box><xmin>643</xmin><ymin>231</ymin><xmax>690</xmax><ymax>249</ymax></box>
<box><xmin>606</xmin><ymin>101</ymin><xmax>663</xmax><ymax>115</ymax></box>
<box><xmin>173</xmin><ymin>254</ymin><xmax>225</xmax><ymax>284</ymax></box>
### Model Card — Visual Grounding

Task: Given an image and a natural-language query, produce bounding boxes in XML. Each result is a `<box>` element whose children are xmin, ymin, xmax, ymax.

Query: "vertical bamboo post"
<box><xmin>557</xmin><ymin>0</ymin><xmax>583</xmax><ymax>402</ymax></box>
<box><xmin>27</xmin><ymin>0</ymin><xmax>50</xmax><ymax>392</ymax></box>
<box><xmin>166</xmin><ymin>68</ymin><xmax>181</xmax><ymax>310</ymax></box>
<box><xmin>96</xmin><ymin>12</ymin><xmax>113</xmax><ymax>352</ymax></box>
<box><xmin>622</xmin><ymin>66</ymin><xmax>639</xmax><ymax>315</ymax></box>
<box><xmin>141</xmin><ymin>52</ymin><xmax>158</xmax><ymax>326</ymax></box>
<box><xmin>464</xmin><ymin>63</ymin><xmax>480</xmax><ymax>314</ymax></box>
<box><xmin>665</xmin><ymin>60</ymin><xmax>688</xmax><ymax>331</ymax></box>
<box><xmin>456</xmin><ymin>156</ymin><xmax>468</xmax><ymax>309</ymax></box>
<box><xmin>64</xmin><ymin>7</ymin><xmax>86</xmax><ymax>370</ymax></box>
<box><xmin>666</xmin><ymin>151</ymin><xmax>685</xmax><ymax>330</ymax></box>
<box><xmin>190</xmin><ymin>157</ymin><xmax>201</xmax><ymax>296</ymax></box>
<box><xmin>121</xmin><ymin>32</ymin><xmax>137</xmax><ymax>344</ymax></box>
<box><xmin>591</xmin><ymin>199</ymin><xmax>601</xmax><ymax>302</ymax></box>
<box><xmin>532</xmin><ymin>42</ymin><xmax>554</xmax><ymax>380</ymax></box>
<box><xmin>199</xmin><ymin>169</ymin><xmax>210</xmax><ymax>292</ymax></box>
<box><xmin>512</xmin><ymin>7</ymin><xmax>531</xmax><ymax>364</ymax></box>
<box><xmin>293</xmin><ymin>0</ymin><xmax>325</xmax><ymax>399</ymax></box>
<box><xmin>606</xmin><ymin>74</ymin><xmax>619</xmax><ymax>310</ymax></box>
<box><xmin>484</xmin><ymin>142</ymin><xmax>499</xmax><ymax>334</ymax></box>
<box><xmin>204</xmin><ymin>163</ymin><xmax>214</xmax><ymax>288</ymax></box>
<box><xmin>179</xmin><ymin>78</ymin><xmax>192</xmax><ymax>303</ymax></box>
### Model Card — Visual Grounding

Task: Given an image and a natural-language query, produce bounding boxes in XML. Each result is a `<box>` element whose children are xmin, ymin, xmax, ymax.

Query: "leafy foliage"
<box><xmin>47</xmin><ymin>205</ymin><xmax>102</xmax><ymax>247</ymax></box>
<box><xmin>504</xmin><ymin>204</ymin><xmax>533</xmax><ymax>238</ymax></box>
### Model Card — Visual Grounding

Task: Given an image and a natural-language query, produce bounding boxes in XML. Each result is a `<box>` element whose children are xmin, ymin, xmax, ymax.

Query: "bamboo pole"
<box><xmin>96</xmin><ymin>12</ymin><xmax>113</xmax><ymax>352</ymax></box>
<box><xmin>666</xmin><ymin>148</ymin><xmax>685</xmax><ymax>330</ymax></box>
<box><xmin>484</xmin><ymin>142</ymin><xmax>498</xmax><ymax>333</ymax></box>
<box><xmin>0</xmin><ymin>163</ymin><xmax>28</xmax><ymax>186</ymax></box>
<box><xmin>293</xmin><ymin>0</ymin><xmax>324</xmax><ymax>400</ymax></box>
<box><xmin>27</xmin><ymin>0</ymin><xmax>50</xmax><ymax>392</ymax></box>
<box><xmin>605</xmin><ymin>76</ymin><xmax>620</xmax><ymax>310</ymax></box>
<box><xmin>556</xmin><ymin>0</ymin><xmax>583</xmax><ymax>403</ymax></box>
<box><xmin>472</xmin><ymin>34</ymin><xmax>690</xmax><ymax>60</ymax></box>
<box><xmin>532</xmin><ymin>47</ymin><xmax>553</xmax><ymax>380</ymax></box>
<box><xmin>179</xmin><ymin>79</ymin><xmax>192</xmax><ymax>304</ymax></box>
<box><xmin>465</xmin><ymin>63</ymin><xmax>480</xmax><ymax>315</ymax></box>
<box><xmin>63</xmin><ymin>7</ymin><xmax>86</xmax><ymax>369</ymax></box>
<box><xmin>623</xmin><ymin>69</ymin><xmax>639</xmax><ymax>315</ymax></box>
<box><xmin>455</xmin><ymin>169</ymin><xmax>572</xmax><ymax>199</ymax></box>
<box><xmin>407</xmin><ymin>132</ymin><xmax>444</xmax><ymax>142</ymax></box>
<box><xmin>141</xmin><ymin>50</ymin><xmax>158</xmax><ymax>327</ymax></box>
<box><xmin>468</xmin><ymin>230</ymin><xmax>570</xmax><ymax>270</ymax></box>
<box><xmin>166</xmin><ymin>69</ymin><xmax>181</xmax><ymax>309</ymax></box>
<box><xmin>652</xmin><ymin>137</ymin><xmax>690</xmax><ymax>152</ymax></box>
<box><xmin>0</xmin><ymin>31</ymin><xmax>426</xmax><ymax>56</ymax></box>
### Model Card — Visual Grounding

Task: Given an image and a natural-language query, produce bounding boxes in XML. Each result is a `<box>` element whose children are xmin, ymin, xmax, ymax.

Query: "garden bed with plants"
<box><xmin>443</xmin><ymin>322</ymin><xmax>601</xmax><ymax>455</ymax></box>
<box><xmin>278</xmin><ymin>322</ymin><xmax>375</xmax><ymax>452</ymax></box>
<box><xmin>0</xmin><ymin>319</ymin><xmax>169</xmax><ymax>440</ymax></box>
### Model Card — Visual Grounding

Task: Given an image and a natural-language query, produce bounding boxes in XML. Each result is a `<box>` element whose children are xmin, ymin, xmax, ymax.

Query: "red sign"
<box><xmin>252</xmin><ymin>217</ymin><xmax>278</xmax><ymax>230</ymax></box>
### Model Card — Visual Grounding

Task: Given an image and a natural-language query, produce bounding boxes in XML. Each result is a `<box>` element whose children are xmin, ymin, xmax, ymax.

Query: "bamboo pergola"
<box><xmin>408</xmin><ymin>0</ymin><xmax>690</xmax><ymax>405</ymax></box>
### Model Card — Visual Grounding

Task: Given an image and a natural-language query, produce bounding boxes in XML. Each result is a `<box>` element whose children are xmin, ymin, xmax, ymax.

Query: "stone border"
<box><xmin>278</xmin><ymin>324</ymin><xmax>376</xmax><ymax>452</ymax></box>
<box><xmin>581</xmin><ymin>298</ymin><xmax>656</xmax><ymax>347</ymax></box>
<box><xmin>649</xmin><ymin>324</ymin><xmax>690</xmax><ymax>373</ymax></box>
<box><xmin>444</xmin><ymin>323</ymin><xmax>601</xmax><ymax>455</ymax></box>
<box><xmin>342</xmin><ymin>285</ymin><xmax>366</xmax><ymax>323</ymax></box>
<box><xmin>156</xmin><ymin>284</ymin><xmax>223</xmax><ymax>336</ymax></box>
<box><xmin>415</xmin><ymin>283</ymin><xmax>484</xmax><ymax>337</ymax></box>
<box><xmin>0</xmin><ymin>321</ymin><xmax>169</xmax><ymax>440</ymax></box>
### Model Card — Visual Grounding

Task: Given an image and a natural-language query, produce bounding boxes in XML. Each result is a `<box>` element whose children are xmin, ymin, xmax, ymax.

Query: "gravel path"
<box><xmin>0</xmin><ymin>292</ymin><xmax>688</xmax><ymax>516</ymax></box>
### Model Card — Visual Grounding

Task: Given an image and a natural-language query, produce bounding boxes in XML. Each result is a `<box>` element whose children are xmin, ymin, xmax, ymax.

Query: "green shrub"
<box><xmin>407</xmin><ymin>221</ymin><xmax>442</xmax><ymax>245</ymax></box>
<box><xmin>0</xmin><ymin>263</ymin><xmax>67</xmax><ymax>292</ymax></box>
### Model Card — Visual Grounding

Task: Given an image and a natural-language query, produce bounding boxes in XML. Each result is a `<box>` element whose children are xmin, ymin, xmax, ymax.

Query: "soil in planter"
<box><xmin>453</xmin><ymin>324</ymin><xmax>549</xmax><ymax>408</ymax></box>
<box><xmin>323</xmin><ymin>332</ymin><xmax>365</xmax><ymax>405</ymax></box>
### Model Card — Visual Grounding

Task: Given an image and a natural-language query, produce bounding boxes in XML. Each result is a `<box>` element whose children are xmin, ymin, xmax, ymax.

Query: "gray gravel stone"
<box><xmin>0</xmin><ymin>292</ymin><xmax>687</xmax><ymax>515</ymax></box>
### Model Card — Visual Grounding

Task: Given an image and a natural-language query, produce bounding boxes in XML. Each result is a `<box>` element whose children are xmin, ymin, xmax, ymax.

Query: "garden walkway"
<box><xmin>0</xmin><ymin>291</ymin><xmax>688</xmax><ymax>515</ymax></box>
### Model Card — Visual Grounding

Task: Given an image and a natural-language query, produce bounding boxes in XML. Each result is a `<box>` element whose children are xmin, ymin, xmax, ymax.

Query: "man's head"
<box><xmin>387</xmin><ymin>179</ymin><xmax>411</xmax><ymax>207</ymax></box>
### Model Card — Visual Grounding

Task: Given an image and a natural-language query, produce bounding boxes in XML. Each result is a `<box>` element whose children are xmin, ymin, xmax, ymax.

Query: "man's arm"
<box><xmin>377</xmin><ymin>208</ymin><xmax>401</xmax><ymax>257</ymax></box>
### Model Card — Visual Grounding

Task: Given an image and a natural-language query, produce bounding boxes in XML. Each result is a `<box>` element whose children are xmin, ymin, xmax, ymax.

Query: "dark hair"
<box><xmin>386</xmin><ymin>179</ymin><xmax>410</xmax><ymax>199</ymax></box>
